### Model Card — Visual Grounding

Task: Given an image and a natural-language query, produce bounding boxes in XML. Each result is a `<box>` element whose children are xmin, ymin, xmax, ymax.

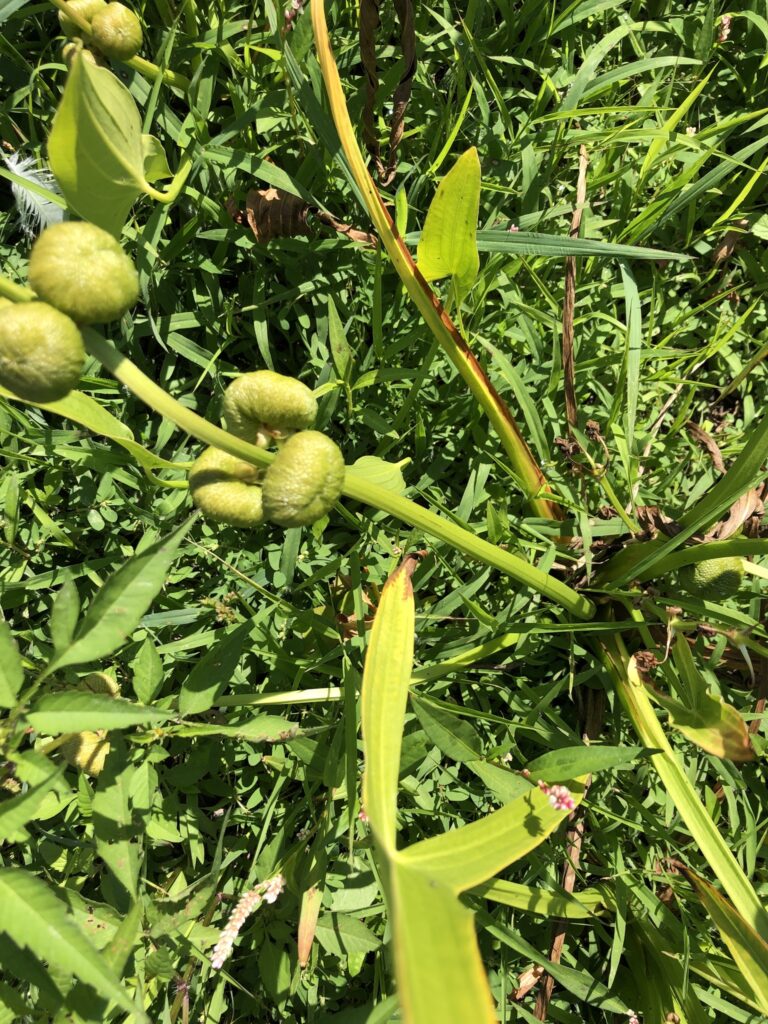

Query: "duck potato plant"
<box><xmin>2</xmin><ymin>0</ymin><xmax>768</xmax><ymax>1020</ymax></box>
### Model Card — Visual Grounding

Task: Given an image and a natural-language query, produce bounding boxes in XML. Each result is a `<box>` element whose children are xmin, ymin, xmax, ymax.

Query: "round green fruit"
<box><xmin>680</xmin><ymin>556</ymin><xmax>744</xmax><ymax>600</ymax></box>
<box><xmin>28</xmin><ymin>221</ymin><xmax>139</xmax><ymax>324</ymax></box>
<box><xmin>223</xmin><ymin>370</ymin><xmax>318</xmax><ymax>443</ymax></box>
<box><xmin>90</xmin><ymin>2</ymin><xmax>142</xmax><ymax>59</ymax></box>
<box><xmin>262</xmin><ymin>431</ymin><xmax>344</xmax><ymax>528</ymax></box>
<box><xmin>0</xmin><ymin>302</ymin><xmax>84</xmax><ymax>403</ymax></box>
<box><xmin>58</xmin><ymin>0</ymin><xmax>107</xmax><ymax>37</ymax></box>
<box><xmin>189</xmin><ymin>447</ymin><xmax>264</xmax><ymax>528</ymax></box>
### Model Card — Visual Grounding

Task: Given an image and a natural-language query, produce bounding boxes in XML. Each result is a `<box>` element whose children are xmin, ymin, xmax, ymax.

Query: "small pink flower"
<box><xmin>537</xmin><ymin>780</ymin><xmax>576</xmax><ymax>812</ymax></box>
<box><xmin>627</xmin><ymin>1012</ymin><xmax>640</xmax><ymax>1024</ymax></box>
<box><xmin>507</xmin><ymin>223</ymin><xmax>519</xmax><ymax>232</ymax></box>
<box><xmin>358</xmin><ymin>806</ymin><xmax>369</xmax><ymax>824</ymax></box>
<box><xmin>717</xmin><ymin>14</ymin><xmax>732</xmax><ymax>42</ymax></box>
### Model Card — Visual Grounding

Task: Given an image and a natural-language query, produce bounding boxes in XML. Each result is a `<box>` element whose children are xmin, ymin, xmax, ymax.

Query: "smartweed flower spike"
<box><xmin>3</xmin><ymin>153</ymin><xmax>64</xmax><ymax>238</ymax></box>
<box><xmin>537</xmin><ymin>780</ymin><xmax>576</xmax><ymax>812</ymax></box>
<box><xmin>210</xmin><ymin>875</ymin><xmax>286</xmax><ymax>970</ymax></box>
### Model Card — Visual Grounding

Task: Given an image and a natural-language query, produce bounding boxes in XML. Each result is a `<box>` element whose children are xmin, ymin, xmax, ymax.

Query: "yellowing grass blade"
<box><xmin>398</xmin><ymin>780</ymin><xmax>585</xmax><ymax>893</ymax></box>
<box><xmin>678</xmin><ymin>864</ymin><xmax>768</xmax><ymax>1012</ymax></box>
<box><xmin>361</xmin><ymin>556</ymin><xmax>417</xmax><ymax>852</ymax></box>
<box><xmin>390</xmin><ymin>860</ymin><xmax>496</xmax><ymax>1024</ymax></box>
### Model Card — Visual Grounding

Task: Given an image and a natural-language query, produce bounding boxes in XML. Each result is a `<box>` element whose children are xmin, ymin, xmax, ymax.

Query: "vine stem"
<box><xmin>82</xmin><ymin>330</ymin><xmax>594</xmax><ymax>619</ymax></box>
<box><xmin>0</xmin><ymin>277</ymin><xmax>34</xmax><ymax>303</ymax></box>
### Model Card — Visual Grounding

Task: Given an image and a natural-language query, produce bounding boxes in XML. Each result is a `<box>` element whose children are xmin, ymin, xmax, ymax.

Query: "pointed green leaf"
<box><xmin>46</xmin><ymin>518</ymin><xmax>195</xmax><ymax>672</ymax></box>
<box><xmin>27</xmin><ymin>692</ymin><xmax>170</xmax><ymax>733</ymax></box>
<box><xmin>526</xmin><ymin>744</ymin><xmax>645</xmax><ymax>780</ymax></box>
<box><xmin>417</xmin><ymin>148</ymin><xmax>480</xmax><ymax>303</ymax></box>
<box><xmin>0</xmin><ymin>752</ymin><xmax>65</xmax><ymax>841</ymax></box>
<box><xmin>398</xmin><ymin>779</ymin><xmax>584</xmax><ymax>893</ymax></box>
<box><xmin>347</xmin><ymin>456</ymin><xmax>407</xmax><ymax>495</ymax></box>
<box><xmin>0</xmin><ymin>620</ymin><xmax>23</xmax><ymax>708</ymax></box>
<box><xmin>0</xmin><ymin>868</ymin><xmax>142</xmax><ymax>1018</ymax></box>
<box><xmin>92</xmin><ymin>738</ymin><xmax>140</xmax><ymax>901</ymax></box>
<box><xmin>361</xmin><ymin>558</ymin><xmax>417</xmax><ymax>851</ymax></box>
<box><xmin>48</xmin><ymin>55</ymin><xmax>148</xmax><ymax>235</ymax></box>
<box><xmin>470</xmin><ymin>879</ymin><xmax>606</xmax><ymax>919</ymax></box>
<box><xmin>50</xmin><ymin>580</ymin><xmax>80</xmax><ymax>656</ymax></box>
<box><xmin>327</xmin><ymin>295</ymin><xmax>352</xmax><ymax>380</ymax></box>
<box><xmin>411</xmin><ymin>694</ymin><xmax>483</xmax><ymax>762</ymax></box>
<box><xmin>179</xmin><ymin>622</ymin><xmax>249</xmax><ymax>715</ymax></box>
<box><xmin>141</xmin><ymin>134</ymin><xmax>173</xmax><ymax>183</ymax></box>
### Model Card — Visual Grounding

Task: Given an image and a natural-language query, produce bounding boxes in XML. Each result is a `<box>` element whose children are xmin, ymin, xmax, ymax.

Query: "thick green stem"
<box><xmin>83</xmin><ymin>331</ymin><xmax>594</xmax><ymax>619</ymax></box>
<box><xmin>0</xmin><ymin>278</ymin><xmax>34</xmax><ymax>304</ymax></box>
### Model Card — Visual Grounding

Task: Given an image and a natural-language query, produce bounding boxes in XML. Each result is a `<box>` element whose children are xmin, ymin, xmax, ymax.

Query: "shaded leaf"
<box><xmin>27</xmin><ymin>692</ymin><xmax>170</xmax><ymax>733</ymax></box>
<box><xmin>0</xmin><ymin>620</ymin><xmax>23</xmax><ymax>708</ymax></box>
<box><xmin>411</xmin><ymin>694</ymin><xmax>482</xmax><ymax>762</ymax></box>
<box><xmin>179</xmin><ymin>623</ymin><xmax>249</xmax><ymax>715</ymax></box>
<box><xmin>314</xmin><ymin>913</ymin><xmax>381</xmax><ymax>957</ymax></box>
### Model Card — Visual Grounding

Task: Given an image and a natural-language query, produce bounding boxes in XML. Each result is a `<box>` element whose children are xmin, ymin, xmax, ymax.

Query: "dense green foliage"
<box><xmin>2</xmin><ymin>0</ymin><xmax>768</xmax><ymax>1020</ymax></box>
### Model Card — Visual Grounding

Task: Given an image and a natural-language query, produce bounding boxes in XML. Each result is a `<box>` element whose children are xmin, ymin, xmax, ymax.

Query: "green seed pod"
<box><xmin>28</xmin><ymin>221</ymin><xmax>139</xmax><ymax>324</ymax></box>
<box><xmin>58</xmin><ymin>0</ymin><xmax>107</xmax><ymax>37</ymax></box>
<box><xmin>61</xmin><ymin>730</ymin><xmax>110</xmax><ymax>776</ymax></box>
<box><xmin>189</xmin><ymin>446</ymin><xmax>265</xmax><ymax>528</ymax></box>
<box><xmin>0</xmin><ymin>298</ymin><xmax>11</xmax><ymax>311</ymax></box>
<box><xmin>61</xmin><ymin>40</ymin><xmax>104</xmax><ymax>67</ymax></box>
<box><xmin>223</xmin><ymin>370</ymin><xmax>318</xmax><ymax>443</ymax></box>
<box><xmin>90</xmin><ymin>2</ymin><xmax>143</xmax><ymax>59</ymax></box>
<box><xmin>680</xmin><ymin>556</ymin><xmax>744</xmax><ymax>600</ymax></box>
<box><xmin>262</xmin><ymin>430</ymin><xmax>345</xmax><ymax>528</ymax></box>
<box><xmin>0</xmin><ymin>302</ymin><xmax>84</xmax><ymax>403</ymax></box>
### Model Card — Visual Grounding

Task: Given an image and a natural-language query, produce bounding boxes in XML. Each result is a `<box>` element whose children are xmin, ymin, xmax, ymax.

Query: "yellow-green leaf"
<box><xmin>398</xmin><ymin>779</ymin><xmax>584</xmax><ymax>893</ymax></box>
<box><xmin>361</xmin><ymin>557</ymin><xmax>417</xmax><ymax>851</ymax></box>
<box><xmin>417</xmin><ymin>148</ymin><xmax>481</xmax><ymax>304</ymax></box>
<box><xmin>390</xmin><ymin>860</ymin><xmax>496</xmax><ymax>1024</ymax></box>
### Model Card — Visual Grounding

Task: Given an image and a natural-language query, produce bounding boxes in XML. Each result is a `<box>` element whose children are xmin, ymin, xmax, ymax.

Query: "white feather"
<box><xmin>4</xmin><ymin>152</ymin><xmax>65</xmax><ymax>238</ymax></box>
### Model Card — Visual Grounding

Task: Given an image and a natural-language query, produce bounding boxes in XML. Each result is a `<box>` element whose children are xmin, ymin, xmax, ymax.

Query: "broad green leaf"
<box><xmin>178</xmin><ymin>622</ymin><xmax>249</xmax><ymax>715</ymax></box>
<box><xmin>398</xmin><ymin>779</ymin><xmax>585</xmax><ymax>893</ymax></box>
<box><xmin>27</xmin><ymin>692</ymin><xmax>170</xmax><ymax>733</ymax></box>
<box><xmin>92</xmin><ymin>738</ymin><xmax>140</xmax><ymax>902</ymax></box>
<box><xmin>171</xmin><ymin>715</ymin><xmax>297</xmax><ymax>742</ymax></box>
<box><xmin>54</xmin><ymin>903</ymin><xmax>143</xmax><ymax>1024</ymax></box>
<box><xmin>141</xmin><ymin>134</ymin><xmax>173</xmax><ymax>183</ymax></box>
<box><xmin>0</xmin><ymin>868</ymin><xmax>141</xmax><ymax>1018</ymax></box>
<box><xmin>466</xmin><ymin>761</ymin><xmax>529</xmax><ymax>804</ymax></box>
<box><xmin>46</xmin><ymin>518</ymin><xmax>195</xmax><ymax>672</ymax></box>
<box><xmin>346</xmin><ymin>456</ymin><xmax>407</xmax><ymax>495</ymax></box>
<box><xmin>470</xmin><ymin>879</ymin><xmax>607</xmax><ymax>919</ymax></box>
<box><xmin>48</xmin><ymin>56</ymin><xmax>160</xmax><ymax>235</ymax></box>
<box><xmin>361</xmin><ymin>557</ymin><xmax>417</xmax><ymax>851</ymax></box>
<box><xmin>328</xmin><ymin>295</ymin><xmax>352</xmax><ymax>380</ymax></box>
<box><xmin>411</xmin><ymin>694</ymin><xmax>482</xmax><ymax>762</ymax></box>
<box><xmin>50</xmin><ymin>580</ymin><xmax>80</xmax><ymax>656</ymax></box>
<box><xmin>131</xmin><ymin>637</ymin><xmax>164</xmax><ymax>704</ymax></box>
<box><xmin>417</xmin><ymin>148</ymin><xmax>480</xmax><ymax>303</ymax></box>
<box><xmin>662</xmin><ymin>637</ymin><xmax>755</xmax><ymax>762</ymax></box>
<box><xmin>526</xmin><ymin>744</ymin><xmax>645</xmax><ymax>780</ymax></box>
<box><xmin>390</xmin><ymin>860</ymin><xmax>495</xmax><ymax>1024</ymax></box>
<box><xmin>680</xmin><ymin>865</ymin><xmax>768</xmax><ymax>1012</ymax></box>
<box><xmin>0</xmin><ymin>752</ymin><xmax>65</xmax><ymax>841</ymax></box>
<box><xmin>314</xmin><ymin>914</ymin><xmax>381</xmax><ymax>957</ymax></box>
<box><xmin>0</xmin><ymin>620</ymin><xmax>23</xmax><ymax>708</ymax></box>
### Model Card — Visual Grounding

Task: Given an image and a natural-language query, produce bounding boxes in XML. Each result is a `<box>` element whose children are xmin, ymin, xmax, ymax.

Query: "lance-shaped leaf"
<box><xmin>48</xmin><ymin>55</ymin><xmax>169</xmax><ymax>235</ymax></box>
<box><xmin>398</xmin><ymin>779</ymin><xmax>585</xmax><ymax>893</ymax></box>
<box><xmin>361</xmin><ymin>556</ymin><xmax>417</xmax><ymax>851</ymax></box>
<box><xmin>0</xmin><ymin>868</ymin><xmax>143</xmax><ymax>1018</ymax></box>
<box><xmin>678</xmin><ymin>864</ymin><xmax>768</xmax><ymax>1012</ymax></box>
<box><xmin>417</xmin><ymin>148</ymin><xmax>481</xmax><ymax>305</ymax></box>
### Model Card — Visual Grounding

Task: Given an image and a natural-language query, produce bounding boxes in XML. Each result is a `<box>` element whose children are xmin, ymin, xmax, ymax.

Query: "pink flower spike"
<box><xmin>537</xmin><ymin>780</ymin><xmax>576</xmax><ymax>812</ymax></box>
<box><xmin>260</xmin><ymin>873</ymin><xmax>286</xmax><ymax>905</ymax></box>
<box><xmin>210</xmin><ymin>874</ymin><xmax>285</xmax><ymax>970</ymax></box>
